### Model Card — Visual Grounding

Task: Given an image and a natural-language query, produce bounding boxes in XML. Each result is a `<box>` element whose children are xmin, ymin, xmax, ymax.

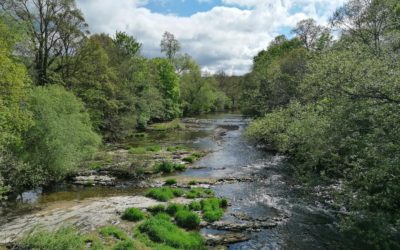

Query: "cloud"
<box><xmin>76</xmin><ymin>0</ymin><xmax>346</xmax><ymax>75</ymax></box>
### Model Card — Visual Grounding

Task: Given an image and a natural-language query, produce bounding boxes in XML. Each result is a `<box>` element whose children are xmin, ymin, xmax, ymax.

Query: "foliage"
<box><xmin>138</xmin><ymin>214</ymin><xmax>204</xmax><ymax>250</ymax></box>
<box><xmin>189</xmin><ymin>201</ymin><xmax>202</xmax><ymax>211</ymax></box>
<box><xmin>22</xmin><ymin>85</ymin><xmax>101</xmax><ymax>183</ymax></box>
<box><xmin>165</xmin><ymin>178</ymin><xmax>177</xmax><ymax>186</ymax></box>
<box><xmin>186</xmin><ymin>188</ymin><xmax>214</xmax><ymax>199</ymax></box>
<box><xmin>122</xmin><ymin>207</ymin><xmax>146</xmax><ymax>222</ymax></box>
<box><xmin>99</xmin><ymin>226</ymin><xmax>129</xmax><ymax>240</ymax></box>
<box><xmin>20</xmin><ymin>226</ymin><xmax>86</xmax><ymax>250</ymax></box>
<box><xmin>155</xmin><ymin>162</ymin><xmax>186</xmax><ymax>174</ymax></box>
<box><xmin>175</xmin><ymin>210</ymin><xmax>201</xmax><ymax>230</ymax></box>
<box><xmin>147</xmin><ymin>205</ymin><xmax>166</xmax><ymax>215</ymax></box>
<box><xmin>166</xmin><ymin>203</ymin><xmax>188</xmax><ymax>216</ymax></box>
<box><xmin>146</xmin><ymin>187</ymin><xmax>184</xmax><ymax>201</ymax></box>
<box><xmin>201</xmin><ymin>198</ymin><xmax>225</xmax><ymax>222</ymax></box>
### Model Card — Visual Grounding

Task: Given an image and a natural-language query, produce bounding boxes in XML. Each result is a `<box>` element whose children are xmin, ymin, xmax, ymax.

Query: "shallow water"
<box><xmin>0</xmin><ymin>113</ymin><xmax>352</xmax><ymax>249</ymax></box>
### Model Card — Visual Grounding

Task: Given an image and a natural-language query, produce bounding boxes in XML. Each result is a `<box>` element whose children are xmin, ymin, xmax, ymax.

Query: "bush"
<box><xmin>99</xmin><ymin>226</ymin><xmax>128</xmax><ymax>240</ymax></box>
<box><xmin>121</xmin><ymin>207</ymin><xmax>145</xmax><ymax>222</ymax></box>
<box><xmin>23</xmin><ymin>85</ymin><xmax>101</xmax><ymax>183</ymax></box>
<box><xmin>166</xmin><ymin>203</ymin><xmax>187</xmax><ymax>216</ymax></box>
<box><xmin>175</xmin><ymin>210</ymin><xmax>200</xmax><ymax>230</ymax></box>
<box><xmin>188</xmin><ymin>180</ymin><xmax>197</xmax><ymax>185</ymax></box>
<box><xmin>173</xmin><ymin>164</ymin><xmax>186</xmax><ymax>171</ymax></box>
<box><xmin>220</xmin><ymin>198</ymin><xmax>228</xmax><ymax>208</ymax></box>
<box><xmin>165</xmin><ymin>178</ymin><xmax>177</xmax><ymax>186</ymax></box>
<box><xmin>138</xmin><ymin>214</ymin><xmax>204</xmax><ymax>249</ymax></box>
<box><xmin>147</xmin><ymin>205</ymin><xmax>165</xmax><ymax>215</ymax></box>
<box><xmin>189</xmin><ymin>201</ymin><xmax>202</xmax><ymax>211</ymax></box>
<box><xmin>20</xmin><ymin>226</ymin><xmax>86</xmax><ymax>250</ymax></box>
<box><xmin>146</xmin><ymin>187</ymin><xmax>184</xmax><ymax>201</ymax></box>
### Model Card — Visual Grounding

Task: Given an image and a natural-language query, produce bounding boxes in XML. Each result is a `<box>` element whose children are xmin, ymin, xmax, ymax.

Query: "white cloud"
<box><xmin>76</xmin><ymin>0</ymin><xmax>346</xmax><ymax>75</ymax></box>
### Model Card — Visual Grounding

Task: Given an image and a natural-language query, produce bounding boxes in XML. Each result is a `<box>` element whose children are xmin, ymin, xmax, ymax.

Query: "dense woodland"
<box><xmin>245</xmin><ymin>0</ymin><xmax>400</xmax><ymax>247</ymax></box>
<box><xmin>0</xmin><ymin>0</ymin><xmax>400</xmax><ymax>248</ymax></box>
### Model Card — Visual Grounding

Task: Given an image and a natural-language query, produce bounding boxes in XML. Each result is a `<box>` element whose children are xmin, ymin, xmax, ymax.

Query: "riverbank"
<box><xmin>0</xmin><ymin>113</ymin><xmax>353</xmax><ymax>249</ymax></box>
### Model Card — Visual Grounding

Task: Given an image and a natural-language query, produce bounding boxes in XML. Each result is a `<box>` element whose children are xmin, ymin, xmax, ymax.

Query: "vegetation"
<box><xmin>147</xmin><ymin>205</ymin><xmax>166</xmax><ymax>215</ymax></box>
<box><xmin>121</xmin><ymin>207</ymin><xmax>146</xmax><ymax>222</ymax></box>
<box><xmin>175</xmin><ymin>210</ymin><xmax>201</xmax><ymax>230</ymax></box>
<box><xmin>244</xmin><ymin>0</ymin><xmax>400</xmax><ymax>247</ymax></box>
<box><xmin>165</xmin><ymin>178</ymin><xmax>177</xmax><ymax>186</ymax></box>
<box><xmin>166</xmin><ymin>203</ymin><xmax>188</xmax><ymax>216</ymax></box>
<box><xmin>146</xmin><ymin>187</ymin><xmax>185</xmax><ymax>201</ymax></box>
<box><xmin>137</xmin><ymin>214</ymin><xmax>204</xmax><ymax>249</ymax></box>
<box><xmin>201</xmin><ymin>198</ymin><xmax>225</xmax><ymax>222</ymax></box>
<box><xmin>155</xmin><ymin>162</ymin><xmax>186</xmax><ymax>174</ymax></box>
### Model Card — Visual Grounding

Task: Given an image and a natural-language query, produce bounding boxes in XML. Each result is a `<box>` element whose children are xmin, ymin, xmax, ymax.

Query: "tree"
<box><xmin>331</xmin><ymin>0</ymin><xmax>400</xmax><ymax>54</ymax></box>
<box><xmin>160</xmin><ymin>31</ymin><xmax>181</xmax><ymax>61</ymax></box>
<box><xmin>23</xmin><ymin>85</ymin><xmax>100</xmax><ymax>182</ymax></box>
<box><xmin>292</xmin><ymin>18</ymin><xmax>331</xmax><ymax>51</ymax></box>
<box><xmin>114</xmin><ymin>31</ymin><xmax>141</xmax><ymax>58</ymax></box>
<box><xmin>0</xmin><ymin>0</ymin><xmax>88</xmax><ymax>85</ymax></box>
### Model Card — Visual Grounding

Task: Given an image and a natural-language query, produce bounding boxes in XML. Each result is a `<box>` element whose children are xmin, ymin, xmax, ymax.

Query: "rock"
<box><xmin>73</xmin><ymin>175</ymin><xmax>116</xmax><ymax>186</ymax></box>
<box><xmin>0</xmin><ymin>196</ymin><xmax>194</xmax><ymax>244</ymax></box>
<box><xmin>209</xmin><ymin>220</ymin><xmax>278</xmax><ymax>232</ymax></box>
<box><xmin>204</xmin><ymin>232</ymin><xmax>249</xmax><ymax>245</ymax></box>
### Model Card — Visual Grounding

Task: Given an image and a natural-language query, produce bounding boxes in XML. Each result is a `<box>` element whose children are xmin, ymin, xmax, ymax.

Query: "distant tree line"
<box><xmin>0</xmin><ymin>0</ymin><xmax>238</xmax><ymax>199</ymax></box>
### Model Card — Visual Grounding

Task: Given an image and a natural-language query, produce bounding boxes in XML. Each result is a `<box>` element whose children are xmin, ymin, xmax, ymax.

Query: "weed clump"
<box><xmin>201</xmin><ymin>198</ymin><xmax>225</xmax><ymax>222</ymax></box>
<box><xmin>189</xmin><ymin>201</ymin><xmax>202</xmax><ymax>211</ymax></box>
<box><xmin>156</xmin><ymin>162</ymin><xmax>186</xmax><ymax>173</ymax></box>
<box><xmin>175</xmin><ymin>210</ymin><xmax>200</xmax><ymax>230</ymax></box>
<box><xmin>165</xmin><ymin>178</ymin><xmax>177</xmax><ymax>186</ymax></box>
<box><xmin>146</xmin><ymin>187</ymin><xmax>184</xmax><ymax>201</ymax></box>
<box><xmin>121</xmin><ymin>207</ymin><xmax>145</xmax><ymax>222</ymax></box>
<box><xmin>138</xmin><ymin>214</ymin><xmax>204</xmax><ymax>249</ymax></box>
<box><xmin>147</xmin><ymin>204</ymin><xmax>166</xmax><ymax>215</ymax></box>
<box><xmin>186</xmin><ymin>187</ymin><xmax>214</xmax><ymax>199</ymax></box>
<box><xmin>166</xmin><ymin>203</ymin><xmax>187</xmax><ymax>216</ymax></box>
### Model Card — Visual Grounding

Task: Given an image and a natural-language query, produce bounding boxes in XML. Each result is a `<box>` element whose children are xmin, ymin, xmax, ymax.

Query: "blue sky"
<box><xmin>77</xmin><ymin>0</ymin><xmax>346</xmax><ymax>75</ymax></box>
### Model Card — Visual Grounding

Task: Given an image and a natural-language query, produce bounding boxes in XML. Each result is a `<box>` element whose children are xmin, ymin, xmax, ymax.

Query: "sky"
<box><xmin>76</xmin><ymin>0</ymin><xmax>346</xmax><ymax>75</ymax></box>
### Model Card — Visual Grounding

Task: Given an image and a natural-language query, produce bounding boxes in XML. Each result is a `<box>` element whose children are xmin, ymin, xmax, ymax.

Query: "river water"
<box><xmin>0</xmin><ymin>113</ymin><xmax>353</xmax><ymax>249</ymax></box>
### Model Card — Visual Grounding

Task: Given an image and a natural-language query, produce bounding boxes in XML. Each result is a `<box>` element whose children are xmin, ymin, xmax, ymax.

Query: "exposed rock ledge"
<box><xmin>0</xmin><ymin>196</ymin><xmax>191</xmax><ymax>244</ymax></box>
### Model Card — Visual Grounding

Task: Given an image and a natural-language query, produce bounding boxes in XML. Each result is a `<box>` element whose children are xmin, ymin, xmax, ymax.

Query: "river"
<box><xmin>0</xmin><ymin>113</ymin><xmax>352</xmax><ymax>249</ymax></box>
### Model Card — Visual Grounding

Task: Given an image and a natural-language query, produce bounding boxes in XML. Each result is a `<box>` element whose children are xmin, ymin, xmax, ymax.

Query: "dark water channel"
<box><xmin>0</xmin><ymin>113</ymin><xmax>353</xmax><ymax>249</ymax></box>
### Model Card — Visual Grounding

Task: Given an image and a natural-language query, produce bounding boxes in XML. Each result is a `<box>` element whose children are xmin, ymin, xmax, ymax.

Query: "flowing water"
<box><xmin>0</xmin><ymin>113</ymin><xmax>353</xmax><ymax>249</ymax></box>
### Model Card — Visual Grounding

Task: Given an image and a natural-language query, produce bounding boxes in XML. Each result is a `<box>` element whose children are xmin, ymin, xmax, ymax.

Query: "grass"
<box><xmin>182</xmin><ymin>156</ymin><xmax>195</xmax><ymax>163</ymax></box>
<box><xmin>165</xmin><ymin>178</ymin><xmax>177</xmax><ymax>186</ymax></box>
<box><xmin>137</xmin><ymin>214</ymin><xmax>204</xmax><ymax>249</ymax></box>
<box><xmin>129</xmin><ymin>144</ymin><xmax>162</xmax><ymax>155</ymax></box>
<box><xmin>146</xmin><ymin>187</ymin><xmax>184</xmax><ymax>201</ymax></box>
<box><xmin>188</xmin><ymin>180</ymin><xmax>198</xmax><ymax>185</ymax></box>
<box><xmin>189</xmin><ymin>201</ymin><xmax>202</xmax><ymax>211</ymax></box>
<box><xmin>165</xmin><ymin>203</ymin><xmax>188</xmax><ymax>216</ymax></box>
<box><xmin>20</xmin><ymin>226</ymin><xmax>86</xmax><ymax>250</ymax></box>
<box><xmin>147</xmin><ymin>204</ymin><xmax>166</xmax><ymax>215</ymax></box>
<box><xmin>166</xmin><ymin>145</ymin><xmax>187</xmax><ymax>152</ymax></box>
<box><xmin>155</xmin><ymin>162</ymin><xmax>186</xmax><ymax>173</ymax></box>
<box><xmin>121</xmin><ymin>207</ymin><xmax>146</xmax><ymax>222</ymax></box>
<box><xmin>175</xmin><ymin>210</ymin><xmax>201</xmax><ymax>230</ymax></box>
<box><xmin>99</xmin><ymin>226</ymin><xmax>129</xmax><ymax>241</ymax></box>
<box><xmin>186</xmin><ymin>188</ymin><xmax>214</xmax><ymax>199</ymax></box>
<box><xmin>149</xmin><ymin>119</ymin><xmax>185</xmax><ymax>131</ymax></box>
<box><xmin>201</xmin><ymin>198</ymin><xmax>225</xmax><ymax>222</ymax></box>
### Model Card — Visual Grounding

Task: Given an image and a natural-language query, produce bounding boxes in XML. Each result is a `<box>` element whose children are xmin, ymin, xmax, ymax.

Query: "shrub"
<box><xmin>121</xmin><ymin>207</ymin><xmax>145</xmax><ymax>222</ymax></box>
<box><xmin>20</xmin><ymin>226</ymin><xmax>86</xmax><ymax>250</ymax></box>
<box><xmin>165</xmin><ymin>178</ymin><xmax>177</xmax><ymax>186</ymax></box>
<box><xmin>189</xmin><ymin>201</ymin><xmax>202</xmax><ymax>211</ymax></box>
<box><xmin>147</xmin><ymin>205</ymin><xmax>166</xmax><ymax>215</ymax></box>
<box><xmin>138</xmin><ymin>214</ymin><xmax>204</xmax><ymax>249</ymax></box>
<box><xmin>203</xmin><ymin>210</ymin><xmax>224</xmax><ymax>222</ymax></box>
<box><xmin>99</xmin><ymin>226</ymin><xmax>128</xmax><ymax>240</ymax></box>
<box><xmin>166</xmin><ymin>203</ymin><xmax>187</xmax><ymax>216</ymax></box>
<box><xmin>175</xmin><ymin>210</ymin><xmax>200</xmax><ymax>230</ymax></box>
<box><xmin>188</xmin><ymin>180</ymin><xmax>197</xmax><ymax>185</ymax></box>
<box><xmin>171</xmin><ymin>188</ymin><xmax>184</xmax><ymax>197</ymax></box>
